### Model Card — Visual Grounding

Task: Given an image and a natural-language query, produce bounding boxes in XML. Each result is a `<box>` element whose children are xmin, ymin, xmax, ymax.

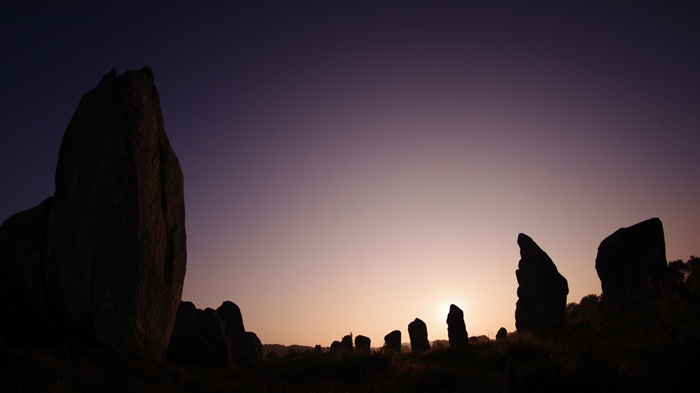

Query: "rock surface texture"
<box><xmin>446</xmin><ymin>304</ymin><xmax>469</xmax><ymax>349</ymax></box>
<box><xmin>408</xmin><ymin>318</ymin><xmax>430</xmax><ymax>353</ymax></box>
<box><xmin>515</xmin><ymin>234</ymin><xmax>569</xmax><ymax>334</ymax></box>
<box><xmin>0</xmin><ymin>68</ymin><xmax>186</xmax><ymax>361</ymax></box>
<box><xmin>595</xmin><ymin>218</ymin><xmax>667</xmax><ymax>312</ymax></box>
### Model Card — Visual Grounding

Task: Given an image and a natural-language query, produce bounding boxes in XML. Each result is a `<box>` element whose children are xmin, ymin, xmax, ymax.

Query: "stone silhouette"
<box><xmin>408</xmin><ymin>318</ymin><xmax>430</xmax><ymax>353</ymax></box>
<box><xmin>166</xmin><ymin>302</ymin><xmax>232</xmax><ymax>367</ymax></box>
<box><xmin>330</xmin><ymin>340</ymin><xmax>341</xmax><ymax>353</ymax></box>
<box><xmin>340</xmin><ymin>334</ymin><xmax>354</xmax><ymax>351</ymax></box>
<box><xmin>216</xmin><ymin>301</ymin><xmax>253</xmax><ymax>362</ymax></box>
<box><xmin>0</xmin><ymin>68</ymin><xmax>186</xmax><ymax>361</ymax></box>
<box><xmin>246</xmin><ymin>332</ymin><xmax>263</xmax><ymax>360</ymax></box>
<box><xmin>267</xmin><ymin>351</ymin><xmax>279</xmax><ymax>360</ymax></box>
<box><xmin>355</xmin><ymin>335</ymin><xmax>371</xmax><ymax>352</ymax></box>
<box><xmin>384</xmin><ymin>330</ymin><xmax>402</xmax><ymax>353</ymax></box>
<box><xmin>595</xmin><ymin>218</ymin><xmax>667</xmax><ymax>312</ymax></box>
<box><xmin>446</xmin><ymin>304</ymin><xmax>469</xmax><ymax>349</ymax></box>
<box><xmin>314</xmin><ymin>344</ymin><xmax>323</xmax><ymax>354</ymax></box>
<box><xmin>496</xmin><ymin>327</ymin><xmax>508</xmax><ymax>341</ymax></box>
<box><xmin>515</xmin><ymin>234</ymin><xmax>569</xmax><ymax>333</ymax></box>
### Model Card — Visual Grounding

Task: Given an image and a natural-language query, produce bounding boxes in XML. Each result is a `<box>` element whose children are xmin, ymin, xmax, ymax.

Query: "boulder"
<box><xmin>246</xmin><ymin>332</ymin><xmax>263</xmax><ymax>360</ymax></box>
<box><xmin>384</xmin><ymin>330</ymin><xmax>402</xmax><ymax>353</ymax></box>
<box><xmin>340</xmin><ymin>334</ymin><xmax>354</xmax><ymax>351</ymax></box>
<box><xmin>496</xmin><ymin>327</ymin><xmax>508</xmax><ymax>341</ymax></box>
<box><xmin>266</xmin><ymin>351</ymin><xmax>278</xmax><ymax>360</ymax></box>
<box><xmin>595</xmin><ymin>218</ymin><xmax>667</xmax><ymax>312</ymax></box>
<box><xmin>408</xmin><ymin>318</ymin><xmax>430</xmax><ymax>353</ymax></box>
<box><xmin>314</xmin><ymin>344</ymin><xmax>323</xmax><ymax>354</ymax></box>
<box><xmin>515</xmin><ymin>234</ymin><xmax>569</xmax><ymax>334</ymax></box>
<box><xmin>0</xmin><ymin>68</ymin><xmax>186</xmax><ymax>361</ymax></box>
<box><xmin>216</xmin><ymin>301</ymin><xmax>252</xmax><ymax>362</ymax></box>
<box><xmin>355</xmin><ymin>335</ymin><xmax>371</xmax><ymax>352</ymax></box>
<box><xmin>446</xmin><ymin>304</ymin><xmax>468</xmax><ymax>349</ymax></box>
<box><xmin>166</xmin><ymin>302</ymin><xmax>231</xmax><ymax>367</ymax></box>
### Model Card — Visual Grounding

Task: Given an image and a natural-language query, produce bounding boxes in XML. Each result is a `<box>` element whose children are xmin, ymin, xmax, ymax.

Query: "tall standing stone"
<box><xmin>515</xmin><ymin>234</ymin><xmax>568</xmax><ymax>333</ymax></box>
<box><xmin>355</xmin><ymin>335</ymin><xmax>371</xmax><ymax>352</ymax></box>
<box><xmin>408</xmin><ymin>318</ymin><xmax>430</xmax><ymax>353</ymax></box>
<box><xmin>446</xmin><ymin>304</ymin><xmax>468</xmax><ymax>349</ymax></box>
<box><xmin>0</xmin><ymin>68</ymin><xmax>187</xmax><ymax>361</ymax></box>
<box><xmin>595</xmin><ymin>218</ymin><xmax>667</xmax><ymax>312</ymax></box>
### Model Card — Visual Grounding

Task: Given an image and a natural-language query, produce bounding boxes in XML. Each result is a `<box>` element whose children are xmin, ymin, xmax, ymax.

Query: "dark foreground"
<box><xmin>2</xmin><ymin>305</ymin><xmax>698</xmax><ymax>393</ymax></box>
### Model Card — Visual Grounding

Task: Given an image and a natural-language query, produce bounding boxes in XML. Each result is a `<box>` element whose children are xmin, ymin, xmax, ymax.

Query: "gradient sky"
<box><xmin>1</xmin><ymin>1</ymin><xmax>699</xmax><ymax>347</ymax></box>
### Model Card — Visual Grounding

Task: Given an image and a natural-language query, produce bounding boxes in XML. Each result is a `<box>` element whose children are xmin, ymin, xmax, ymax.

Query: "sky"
<box><xmin>1</xmin><ymin>1</ymin><xmax>699</xmax><ymax>347</ymax></box>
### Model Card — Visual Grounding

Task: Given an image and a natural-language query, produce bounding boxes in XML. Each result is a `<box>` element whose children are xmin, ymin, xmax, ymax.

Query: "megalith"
<box><xmin>166</xmin><ymin>301</ymin><xmax>231</xmax><ymax>367</ymax></box>
<box><xmin>0</xmin><ymin>68</ymin><xmax>187</xmax><ymax>361</ymax></box>
<box><xmin>515</xmin><ymin>234</ymin><xmax>569</xmax><ymax>333</ymax></box>
<box><xmin>355</xmin><ymin>335</ymin><xmax>371</xmax><ymax>352</ymax></box>
<box><xmin>246</xmin><ymin>332</ymin><xmax>263</xmax><ymax>360</ymax></box>
<box><xmin>595</xmin><ymin>218</ymin><xmax>667</xmax><ymax>312</ymax></box>
<box><xmin>216</xmin><ymin>301</ymin><xmax>253</xmax><ymax>362</ymax></box>
<box><xmin>446</xmin><ymin>304</ymin><xmax>468</xmax><ymax>349</ymax></box>
<box><xmin>408</xmin><ymin>318</ymin><xmax>430</xmax><ymax>353</ymax></box>
<box><xmin>384</xmin><ymin>330</ymin><xmax>402</xmax><ymax>353</ymax></box>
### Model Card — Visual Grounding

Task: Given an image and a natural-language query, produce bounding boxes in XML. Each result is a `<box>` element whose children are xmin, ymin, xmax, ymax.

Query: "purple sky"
<box><xmin>2</xmin><ymin>1</ymin><xmax>699</xmax><ymax>346</ymax></box>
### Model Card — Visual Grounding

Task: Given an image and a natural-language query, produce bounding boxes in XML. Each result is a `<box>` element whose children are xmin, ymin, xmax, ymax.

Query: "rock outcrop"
<box><xmin>355</xmin><ymin>335</ymin><xmax>371</xmax><ymax>352</ymax></box>
<box><xmin>166</xmin><ymin>302</ymin><xmax>231</xmax><ymax>367</ymax></box>
<box><xmin>216</xmin><ymin>301</ymin><xmax>253</xmax><ymax>362</ymax></box>
<box><xmin>330</xmin><ymin>340</ymin><xmax>341</xmax><ymax>353</ymax></box>
<box><xmin>515</xmin><ymin>234</ymin><xmax>569</xmax><ymax>334</ymax></box>
<box><xmin>446</xmin><ymin>304</ymin><xmax>468</xmax><ymax>349</ymax></box>
<box><xmin>408</xmin><ymin>318</ymin><xmax>430</xmax><ymax>353</ymax></box>
<box><xmin>384</xmin><ymin>330</ymin><xmax>402</xmax><ymax>353</ymax></box>
<box><xmin>595</xmin><ymin>218</ymin><xmax>667</xmax><ymax>312</ymax></box>
<box><xmin>0</xmin><ymin>68</ymin><xmax>186</xmax><ymax>361</ymax></box>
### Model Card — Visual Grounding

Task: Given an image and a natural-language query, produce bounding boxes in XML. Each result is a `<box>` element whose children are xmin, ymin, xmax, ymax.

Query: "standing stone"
<box><xmin>384</xmin><ymin>330</ymin><xmax>402</xmax><ymax>353</ymax></box>
<box><xmin>314</xmin><ymin>344</ymin><xmax>323</xmax><ymax>354</ymax></box>
<box><xmin>340</xmin><ymin>334</ymin><xmax>354</xmax><ymax>351</ymax></box>
<box><xmin>446</xmin><ymin>304</ymin><xmax>468</xmax><ymax>349</ymax></box>
<box><xmin>408</xmin><ymin>318</ymin><xmax>430</xmax><ymax>353</ymax></box>
<box><xmin>355</xmin><ymin>335</ymin><xmax>371</xmax><ymax>352</ymax></box>
<box><xmin>515</xmin><ymin>234</ymin><xmax>569</xmax><ymax>334</ymax></box>
<box><xmin>330</xmin><ymin>340</ymin><xmax>341</xmax><ymax>353</ymax></box>
<box><xmin>496</xmin><ymin>327</ymin><xmax>508</xmax><ymax>341</ymax></box>
<box><xmin>166</xmin><ymin>302</ymin><xmax>232</xmax><ymax>367</ymax></box>
<box><xmin>246</xmin><ymin>332</ymin><xmax>263</xmax><ymax>360</ymax></box>
<box><xmin>0</xmin><ymin>68</ymin><xmax>186</xmax><ymax>361</ymax></box>
<box><xmin>216</xmin><ymin>301</ymin><xmax>253</xmax><ymax>362</ymax></box>
<box><xmin>595</xmin><ymin>218</ymin><xmax>667</xmax><ymax>312</ymax></box>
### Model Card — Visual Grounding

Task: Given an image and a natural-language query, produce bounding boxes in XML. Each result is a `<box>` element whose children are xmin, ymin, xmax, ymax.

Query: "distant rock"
<box><xmin>408</xmin><ymin>318</ymin><xmax>430</xmax><ymax>353</ymax></box>
<box><xmin>446</xmin><ymin>304</ymin><xmax>468</xmax><ymax>350</ymax></box>
<box><xmin>355</xmin><ymin>335</ymin><xmax>371</xmax><ymax>352</ymax></box>
<box><xmin>330</xmin><ymin>340</ymin><xmax>341</xmax><ymax>353</ymax></box>
<box><xmin>515</xmin><ymin>234</ymin><xmax>569</xmax><ymax>334</ymax></box>
<box><xmin>166</xmin><ymin>302</ymin><xmax>231</xmax><ymax>367</ymax></box>
<box><xmin>246</xmin><ymin>332</ymin><xmax>263</xmax><ymax>360</ymax></box>
<box><xmin>469</xmin><ymin>336</ymin><xmax>479</xmax><ymax>343</ymax></box>
<box><xmin>267</xmin><ymin>351</ymin><xmax>278</xmax><ymax>360</ymax></box>
<box><xmin>340</xmin><ymin>334</ymin><xmax>354</xmax><ymax>351</ymax></box>
<box><xmin>216</xmin><ymin>301</ymin><xmax>253</xmax><ymax>362</ymax></box>
<box><xmin>595</xmin><ymin>218</ymin><xmax>667</xmax><ymax>312</ymax></box>
<box><xmin>0</xmin><ymin>68</ymin><xmax>186</xmax><ymax>361</ymax></box>
<box><xmin>384</xmin><ymin>330</ymin><xmax>402</xmax><ymax>353</ymax></box>
<box><xmin>314</xmin><ymin>344</ymin><xmax>323</xmax><ymax>354</ymax></box>
<box><xmin>496</xmin><ymin>327</ymin><xmax>508</xmax><ymax>341</ymax></box>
